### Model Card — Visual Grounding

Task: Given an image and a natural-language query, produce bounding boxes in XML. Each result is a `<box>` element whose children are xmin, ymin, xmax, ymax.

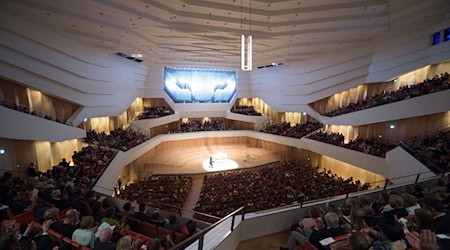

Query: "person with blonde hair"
<box><xmin>351</xmin><ymin>208</ymin><xmax>368</xmax><ymax>231</ymax></box>
<box><xmin>401</xmin><ymin>194</ymin><xmax>420</xmax><ymax>215</ymax></box>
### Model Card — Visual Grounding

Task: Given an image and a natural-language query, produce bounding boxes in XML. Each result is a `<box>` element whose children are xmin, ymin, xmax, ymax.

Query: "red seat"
<box><xmin>13</xmin><ymin>211</ymin><xmax>34</xmax><ymax>224</ymax></box>
<box><xmin>122</xmin><ymin>228</ymin><xmax>141</xmax><ymax>238</ymax></box>
<box><xmin>139</xmin><ymin>222</ymin><xmax>158</xmax><ymax>238</ymax></box>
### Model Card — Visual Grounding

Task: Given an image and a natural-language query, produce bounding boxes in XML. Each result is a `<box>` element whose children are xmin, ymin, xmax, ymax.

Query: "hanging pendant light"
<box><xmin>241</xmin><ymin>0</ymin><xmax>252</xmax><ymax>71</ymax></box>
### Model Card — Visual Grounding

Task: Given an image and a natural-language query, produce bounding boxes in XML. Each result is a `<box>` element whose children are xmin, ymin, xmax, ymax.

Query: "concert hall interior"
<box><xmin>0</xmin><ymin>1</ymin><xmax>450</xmax><ymax>250</ymax></box>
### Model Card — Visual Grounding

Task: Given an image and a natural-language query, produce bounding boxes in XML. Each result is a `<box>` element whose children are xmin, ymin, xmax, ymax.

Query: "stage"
<box><xmin>142</xmin><ymin>144</ymin><xmax>280</xmax><ymax>175</ymax></box>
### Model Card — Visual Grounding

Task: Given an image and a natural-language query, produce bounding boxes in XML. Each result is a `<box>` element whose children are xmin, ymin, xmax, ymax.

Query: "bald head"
<box><xmin>99</xmin><ymin>228</ymin><xmax>112</xmax><ymax>243</ymax></box>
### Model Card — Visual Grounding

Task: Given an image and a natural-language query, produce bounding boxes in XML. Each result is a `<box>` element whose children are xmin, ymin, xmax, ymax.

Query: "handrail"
<box><xmin>169</xmin><ymin>206</ymin><xmax>245</xmax><ymax>250</ymax></box>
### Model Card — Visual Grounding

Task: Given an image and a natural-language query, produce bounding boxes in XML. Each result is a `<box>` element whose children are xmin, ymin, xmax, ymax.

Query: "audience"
<box><xmin>260</xmin><ymin>121</ymin><xmax>322</xmax><ymax>139</ymax></box>
<box><xmin>324</xmin><ymin>73</ymin><xmax>450</xmax><ymax>117</ymax></box>
<box><xmin>138</xmin><ymin>106</ymin><xmax>173</xmax><ymax>120</ymax></box>
<box><xmin>231</xmin><ymin>105</ymin><xmax>262</xmax><ymax>116</ymax></box>
<box><xmin>94</xmin><ymin>227</ymin><xmax>116</xmax><ymax>250</ymax></box>
<box><xmin>405</xmin><ymin>130</ymin><xmax>450</xmax><ymax>173</ymax></box>
<box><xmin>86</xmin><ymin>128</ymin><xmax>150</xmax><ymax>151</ymax></box>
<box><xmin>117</xmin><ymin>176</ymin><xmax>192</xmax><ymax>208</ymax></box>
<box><xmin>279</xmin><ymin>176</ymin><xmax>450</xmax><ymax>250</ymax></box>
<box><xmin>169</xmin><ymin>120</ymin><xmax>233</xmax><ymax>133</ymax></box>
<box><xmin>195</xmin><ymin>161</ymin><xmax>369</xmax><ymax>221</ymax></box>
<box><xmin>307</xmin><ymin>131</ymin><xmax>396</xmax><ymax>157</ymax></box>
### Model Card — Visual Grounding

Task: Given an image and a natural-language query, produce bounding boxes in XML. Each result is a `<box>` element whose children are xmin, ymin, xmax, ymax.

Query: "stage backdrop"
<box><xmin>163</xmin><ymin>67</ymin><xmax>237</xmax><ymax>103</ymax></box>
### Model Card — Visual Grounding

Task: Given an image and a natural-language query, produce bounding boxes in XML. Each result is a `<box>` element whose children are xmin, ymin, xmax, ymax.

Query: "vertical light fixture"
<box><xmin>241</xmin><ymin>0</ymin><xmax>252</xmax><ymax>71</ymax></box>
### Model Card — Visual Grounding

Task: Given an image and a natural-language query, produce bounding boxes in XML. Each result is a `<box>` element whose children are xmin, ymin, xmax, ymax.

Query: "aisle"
<box><xmin>181</xmin><ymin>175</ymin><xmax>204</xmax><ymax>218</ymax></box>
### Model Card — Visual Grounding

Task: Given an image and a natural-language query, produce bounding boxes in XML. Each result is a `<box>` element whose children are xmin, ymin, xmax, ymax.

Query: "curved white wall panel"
<box><xmin>0</xmin><ymin>10</ymin><xmax>147</xmax><ymax>127</ymax></box>
<box><xmin>249</xmin><ymin>20</ymin><xmax>450</xmax><ymax>112</ymax></box>
<box><xmin>0</xmin><ymin>106</ymin><xmax>86</xmax><ymax>142</ymax></box>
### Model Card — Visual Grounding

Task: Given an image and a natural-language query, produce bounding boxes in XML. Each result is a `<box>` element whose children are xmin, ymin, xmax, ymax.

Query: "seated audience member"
<box><xmin>178</xmin><ymin>220</ymin><xmax>197</xmax><ymax>242</ymax></box>
<box><xmin>101</xmin><ymin>207</ymin><xmax>128</xmax><ymax>230</ymax></box>
<box><xmin>164</xmin><ymin>214</ymin><xmax>182</xmax><ymax>233</ymax></box>
<box><xmin>309</xmin><ymin>212</ymin><xmax>345</xmax><ymax>250</ymax></box>
<box><xmin>50</xmin><ymin>208</ymin><xmax>80</xmax><ymax>238</ymax></box>
<box><xmin>121</xmin><ymin>202</ymin><xmax>134</xmax><ymax>216</ymax></box>
<box><xmin>94</xmin><ymin>227</ymin><xmax>115</xmax><ymax>250</ymax></box>
<box><xmin>423</xmin><ymin>197</ymin><xmax>450</xmax><ymax>234</ymax></box>
<box><xmin>116</xmin><ymin>235</ymin><xmax>143</xmax><ymax>250</ymax></box>
<box><xmin>51</xmin><ymin>189</ymin><xmax>69</xmax><ymax>210</ymax></box>
<box><xmin>150</xmin><ymin>210</ymin><xmax>166</xmax><ymax>227</ymax></box>
<box><xmin>413</xmin><ymin>208</ymin><xmax>434</xmax><ymax>230</ymax></box>
<box><xmin>27</xmin><ymin>162</ymin><xmax>40</xmax><ymax>177</ymax></box>
<box><xmin>365</xmin><ymin>217</ymin><xmax>406</xmax><ymax>250</ymax></box>
<box><xmin>334</xmin><ymin>231</ymin><xmax>370</xmax><ymax>250</ymax></box>
<box><xmin>281</xmin><ymin>212</ymin><xmax>344</xmax><ymax>250</ymax></box>
<box><xmin>72</xmin><ymin>216</ymin><xmax>96</xmax><ymax>248</ymax></box>
<box><xmin>382</xmin><ymin>194</ymin><xmax>408</xmax><ymax>220</ymax></box>
<box><xmin>132</xmin><ymin>203</ymin><xmax>152</xmax><ymax>223</ymax></box>
<box><xmin>401</xmin><ymin>193</ymin><xmax>421</xmax><ymax>215</ymax></box>
<box><xmin>351</xmin><ymin>208</ymin><xmax>368</xmax><ymax>231</ymax></box>
<box><xmin>298</xmin><ymin>206</ymin><xmax>322</xmax><ymax>230</ymax></box>
<box><xmin>43</xmin><ymin>207</ymin><xmax>59</xmax><ymax>222</ymax></box>
<box><xmin>147</xmin><ymin>238</ymin><xmax>161</xmax><ymax>250</ymax></box>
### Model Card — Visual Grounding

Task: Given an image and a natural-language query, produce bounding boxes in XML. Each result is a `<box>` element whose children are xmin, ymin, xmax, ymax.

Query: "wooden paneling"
<box><xmin>324</xmin><ymin>111</ymin><xmax>450</xmax><ymax>143</ymax></box>
<box><xmin>0</xmin><ymin>78</ymin><xmax>29</xmax><ymax>106</ymax></box>
<box><xmin>142</xmin><ymin>98</ymin><xmax>173</xmax><ymax>112</ymax></box>
<box><xmin>310</xmin><ymin>62</ymin><xmax>450</xmax><ymax>115</ymax></box>
<box><xmin>236</xmin><ymin>98</ymin><xmax>309</xmax><ymax>124</ymax></box>
<box><xmin>0</xmin><ymin>138</ymin><xmax>81</xmax><ymax>177</ymax></box>
<box><xmin>85</xmin><ymin>98</ymin><xmax>143</xmax><ymax>133</ymax></box>
<box><xmin>291</xmin><ymin>148</ymin><xmax>385</xmax><ymax>185</ymax></box>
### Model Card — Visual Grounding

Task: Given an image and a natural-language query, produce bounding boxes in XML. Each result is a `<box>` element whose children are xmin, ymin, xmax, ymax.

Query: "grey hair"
<box><xmin>324</xmin><ymin>212</ymin><xmax>339</xmax><ymax>228</ymax></box>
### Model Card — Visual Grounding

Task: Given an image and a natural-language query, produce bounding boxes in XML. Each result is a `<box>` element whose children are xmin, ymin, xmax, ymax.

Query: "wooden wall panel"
<box><xmin>0</xmin><ymin>138</ymin><xmax>81</xmax><ymax>177</ymax></box>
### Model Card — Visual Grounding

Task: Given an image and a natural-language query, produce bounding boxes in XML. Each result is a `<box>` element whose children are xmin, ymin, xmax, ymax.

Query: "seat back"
<box><xmin>139</xmin><ymin>222</ymin><xmax>158</xmax><ymax>238</ymax></box>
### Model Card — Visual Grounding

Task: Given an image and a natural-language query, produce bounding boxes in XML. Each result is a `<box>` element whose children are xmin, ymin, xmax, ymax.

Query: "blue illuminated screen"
<box><xmin>164</xmin><ymin>67</ymin><xmax>237</xmax><ymax>103</ymax></box>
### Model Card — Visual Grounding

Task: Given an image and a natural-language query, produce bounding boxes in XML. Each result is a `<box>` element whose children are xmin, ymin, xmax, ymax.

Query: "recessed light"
<box><xmin>389</xmin><ymin>125</ymin><xmax>395</xmax><ymax>129</ymax></box>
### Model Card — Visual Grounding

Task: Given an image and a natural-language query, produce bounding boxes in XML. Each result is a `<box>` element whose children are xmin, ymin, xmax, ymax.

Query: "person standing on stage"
<box><xmin>209</xmin><ymin>156</ymin><xmax>214</xmax><ymax>169</ymax></box>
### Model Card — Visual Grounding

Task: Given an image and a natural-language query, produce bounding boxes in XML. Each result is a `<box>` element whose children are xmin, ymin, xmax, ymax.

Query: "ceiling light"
<box><xmin>389</xmin><ymin>124</ymin><xmax>395</xmax><ymax>129</ymax></box>
<box><xmin>0</xmin><ymin>149</ymin><xmax>5</xmax><ymax>155</ymax></box>
<box><xmin>302</xmin><ymin>112</ymin><xmax>307</xmax><ymax>115</ymax></box>
<box><xmin>241</xmin><ymin>0</ymin><xmax>252</xmax><ymax>71</ymax></box>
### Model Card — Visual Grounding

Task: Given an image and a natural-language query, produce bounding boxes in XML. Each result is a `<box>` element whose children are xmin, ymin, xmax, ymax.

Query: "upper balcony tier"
<box><xmin>0</xmin><ymin>105</ymin><xmax>86</xmax><ymax>141</ymax></box>
<box><xmin>315</xmin><ymin>89</ymin><xmax>450</xmax><ymax>126</ymax></box>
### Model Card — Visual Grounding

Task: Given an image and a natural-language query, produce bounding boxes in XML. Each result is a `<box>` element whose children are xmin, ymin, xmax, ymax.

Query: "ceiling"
<box><xmin>1</xmin><ymin>0</ymin><xmax>449</xmax><ymax>68</ymax></box>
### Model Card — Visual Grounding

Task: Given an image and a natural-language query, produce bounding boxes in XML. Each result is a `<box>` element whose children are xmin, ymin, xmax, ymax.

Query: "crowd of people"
<box><xmin>307</xmin><ymin>130</ymin><xmax>397</xmax><ymax>157</ymax></box>
<box><xmin>117</xmin><ymin>176</ymin><xmax>192</xmax><ymax>208</ymax></box>
<box><xmin>0</xmin><ymin>147</ymin><xmax>198</xmax><ymax>249</ymax></box>
<box><xmin>138</xmin><ymin>106</ymin><xmax>173</xmax><ymax>120</ymax></box>
<box><xmin>231</xmin><ymin>105</ymin><xmax>262</xmax><ymax>116</ymax></box>
<box><xmin>406</xmin><ymin>130</ymin><xmax>450</xmax><ymax>174</ymax></box>
<box><xmin>280</xmin><ymin>177</ymin><xmax>450</xmax><ymax>250</ymax></box>
<box><xmin>86</xmin><ymin>129</ymin><xmax>151</xmax><ymax>151</ymax></box>
<box><xmin>324</xmin><ymin>73</ymin><xmax>450</xmax><ymax>117</ymax></box>
<box><xmin>194</xmin><ymin>161</ymin><xmax>369</xmax><ymax>221</ymax></box>
<box><xmin>169</xmin><ymin>120</ymin><xmax>234</xmax><ymax>133</ymax></box>
<box><xmin>260</xmin><ymin>121</ymin><xmax>323</xmax><ymax>139</ymax></box>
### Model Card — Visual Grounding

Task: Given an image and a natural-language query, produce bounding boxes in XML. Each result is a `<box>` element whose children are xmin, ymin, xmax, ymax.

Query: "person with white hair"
<box><xmin>93</xmin><ymin>227</ymin><xmax>115</xmax><ymax>250</ymax></box>
<box><xmin>280</xmin><ymin>212</ymin><xmax>344</xmax><ymax>250</ymax></box>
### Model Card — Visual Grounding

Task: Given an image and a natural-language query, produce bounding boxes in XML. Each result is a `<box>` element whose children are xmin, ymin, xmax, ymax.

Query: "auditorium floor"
<box><xmin>236</xmin><ymin>230</ymin><xmax>289</xmax><ymax>250</ymax></box>
<box><xmin>141</xmin><ymin>144</ymin><xmax>279</xmax><ymax>175</ymax></box>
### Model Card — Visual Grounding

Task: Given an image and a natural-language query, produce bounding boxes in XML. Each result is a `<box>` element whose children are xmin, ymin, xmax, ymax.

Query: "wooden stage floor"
<box><xmin>143</xmin><ymin>144</ymin><xmax>280</xmax><ymax>175</ymax></box>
